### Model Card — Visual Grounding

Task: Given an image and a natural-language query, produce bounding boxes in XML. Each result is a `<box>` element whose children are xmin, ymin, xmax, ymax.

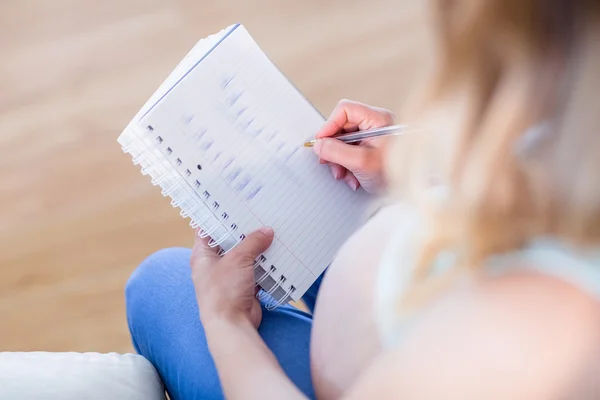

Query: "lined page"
<box><xmin>135</xmin><ymin>25</ymin><xmax>235</xmax><ymax>121</ymax></box>
<box><xmin>138</xmin><ymin>25</ymin><xmax>371</xmax><ymax>300</ymax></box>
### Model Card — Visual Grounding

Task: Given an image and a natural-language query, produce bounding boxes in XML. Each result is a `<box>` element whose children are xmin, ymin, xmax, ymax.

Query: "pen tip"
<box><xmin>303</xmin><ymin>141</ymin><xmax>314</xmax><ymax>148</ymax></box>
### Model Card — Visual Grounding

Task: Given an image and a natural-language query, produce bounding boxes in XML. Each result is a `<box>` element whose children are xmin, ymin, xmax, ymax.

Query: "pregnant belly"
<box><xmin>310</xmin><ymin>204</ymin><xmax>403</xmax><ymax>399</ymax></box>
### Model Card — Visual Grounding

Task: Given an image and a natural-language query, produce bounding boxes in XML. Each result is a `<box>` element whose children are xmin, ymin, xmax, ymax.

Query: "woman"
<box><xmin>126</xmin><ymin>0</ymin><xmax>600</xmax><ymax>398</ymax></box>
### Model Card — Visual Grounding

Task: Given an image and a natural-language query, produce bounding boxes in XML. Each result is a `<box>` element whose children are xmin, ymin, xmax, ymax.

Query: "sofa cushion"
<box><xmin>0</xmin><ymin>352</ymin><xmax>166</xmax><ymax>400</ymax></box>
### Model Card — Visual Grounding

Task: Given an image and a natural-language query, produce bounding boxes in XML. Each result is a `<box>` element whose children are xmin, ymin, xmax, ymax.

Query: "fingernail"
<box><xmin>259</xmin><ymin>226</ymin><xmax>274</xmax><ymax>236</ymax></box>
<box><xmin>312</xmin><ymin>139</ymin><xmax>323</xmax><ymax>154</ymax></box>
<box><xmin>350</xmin><ymin>180</ymin><xmax>358</xmax><ymax>191</ymax></box>
<box><xmin>330</xmin><ymin>166</ymin><xmax>340</xmax><ymax>180</ymax></box>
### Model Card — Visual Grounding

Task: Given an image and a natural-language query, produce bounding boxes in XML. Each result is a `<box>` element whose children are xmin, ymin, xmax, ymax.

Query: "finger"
<box><xmin>191</xmin><ymin>228</ymin><xmax>220</xmax><ymax>271</ymax></box>
<box><xmin>193</xmin><ymin>228</ymin><xmax>220</xmax><ymax>253</ymax></box>
<box><xmin>315</xmin><ymin>118</ymin><xmax>345</xmax><ymax>139</ymax></box>
<box><xmin>344</xmin><ymin>173</ymin><xmax>360</xmax><ymax>191</ymax></box>
<box><xmin>226</xmin><ymin>227</ymin><xmax>274</xmax><ymax>265</ymax></box>
<box><xmin>315</xmin><ymin>99</ymin><xmax>395</xmax><ymax>139</ymax></box>
<box><xmin>319</xmin><ymin>158</ymin><xmax>326</xmax><ymax>165</ymax></box>
<box><xmin>313</xmin><ymin>138</ymin><xmax>379</xmax><ymax>173</ymax></box>
<box><xmin>329</xmin><ymin>163</ymin><xmax>346</xmax><ymax>180</ymax></box>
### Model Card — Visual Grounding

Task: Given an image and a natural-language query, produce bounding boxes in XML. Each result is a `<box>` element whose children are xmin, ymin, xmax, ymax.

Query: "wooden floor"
<box><xmin>0</xmin><ymin>0</ymin><xmax>429</xmax><ymax>353</ymax></box>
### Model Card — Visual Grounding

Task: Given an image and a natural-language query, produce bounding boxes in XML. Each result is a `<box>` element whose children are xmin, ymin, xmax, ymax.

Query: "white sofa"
<box><xmin>0</xmin><ymin>352</ymin><xmax>166</xmax><ymax>399</ymax></box>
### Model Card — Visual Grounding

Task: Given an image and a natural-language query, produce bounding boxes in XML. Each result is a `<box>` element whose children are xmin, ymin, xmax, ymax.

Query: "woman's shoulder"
<box><xmin>374</xmin><ymin>197</ymin><xmax>600</xmax><ymax>348</ymax></box>
<box><xmin>349</xmin><ymin>268</ymin><xmax>600</xmax><ymax>399</ymax></box>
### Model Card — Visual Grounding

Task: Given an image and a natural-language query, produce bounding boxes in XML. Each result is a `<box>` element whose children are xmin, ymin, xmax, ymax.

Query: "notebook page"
<box><xmin>137</xmin><ymin>25</ymin><xmax>236</xmax><ymax>121</ymax></box>
<box><xmin>118</xmin><ymin>25</ymin><xmax>234</xmax><ymax>153</ymax></box>
<box><xmin>137</xmin><ymin>25</ymin><xmax>371</xmax><ymax>300</ymax></box>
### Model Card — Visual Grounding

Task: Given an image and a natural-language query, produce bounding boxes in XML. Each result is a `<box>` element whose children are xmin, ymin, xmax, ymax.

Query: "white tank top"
<box><xmin>375</xmin><ymin>204</ymin><xmax>600</xmax><ymax>348</ymax></box>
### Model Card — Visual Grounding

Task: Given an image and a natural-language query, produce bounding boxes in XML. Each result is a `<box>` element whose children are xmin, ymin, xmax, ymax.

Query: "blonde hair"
<box><xmin>388</xmin><ymin>0</ymin><xmax>600</xmax><ymax>308</ymax></box>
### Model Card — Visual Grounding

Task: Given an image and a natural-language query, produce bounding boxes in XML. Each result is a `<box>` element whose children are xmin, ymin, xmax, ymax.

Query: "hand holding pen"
<box><xmin>307</xmin><ymin>99</ymin><xmax>399</xmax><ymax>193</ymax></box>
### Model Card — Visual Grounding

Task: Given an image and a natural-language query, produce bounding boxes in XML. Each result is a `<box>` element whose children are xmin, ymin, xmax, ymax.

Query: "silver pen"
<box><xmin>303</xmin><ymin>124</ymin><xmax>407</xmax><ymax>147</ymax></box>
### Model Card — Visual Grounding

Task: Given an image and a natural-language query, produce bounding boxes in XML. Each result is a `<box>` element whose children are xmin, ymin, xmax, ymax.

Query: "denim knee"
<box><xmin>125</xmin><ymin>247</ymin><xmax>192</xmax><ymax>314</ymax></box>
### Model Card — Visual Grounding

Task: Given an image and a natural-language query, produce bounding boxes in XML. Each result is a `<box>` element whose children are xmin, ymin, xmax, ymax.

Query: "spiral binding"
<box><xmin>118</xmin><ymin>123</ymin><xmax>294</xmax><ymax>308</ymax></box>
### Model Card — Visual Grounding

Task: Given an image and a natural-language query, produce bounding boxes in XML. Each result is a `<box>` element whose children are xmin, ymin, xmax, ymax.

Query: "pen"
<box><xmin>303</xmin><ymin>124</ymin><xmax>408</xmax><ymax>147</ymax></box>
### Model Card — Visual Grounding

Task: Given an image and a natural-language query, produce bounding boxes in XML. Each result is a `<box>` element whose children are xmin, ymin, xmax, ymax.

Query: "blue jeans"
<box><xmin>125</xmin><ymin>247</ymin><xmax>324</xmax><ymax>399</ymax></box>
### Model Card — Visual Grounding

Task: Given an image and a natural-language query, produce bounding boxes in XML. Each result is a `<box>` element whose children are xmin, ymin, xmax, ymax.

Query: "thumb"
<box><xmin>313</xmin><ymin>138</ymin><xmax>375</xmax><ymax>173</ymax></box>
<box><xmin>228</xmin><ymin>227</ymin><xmax>274</xmax><ymax>264</ymax></box>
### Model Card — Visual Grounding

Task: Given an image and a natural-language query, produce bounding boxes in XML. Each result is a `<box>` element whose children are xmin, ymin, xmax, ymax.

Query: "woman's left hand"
<box><xmin>191</xmin><ymin>227</ymin><xmax>275</xmax><ymax>329</ymax></box>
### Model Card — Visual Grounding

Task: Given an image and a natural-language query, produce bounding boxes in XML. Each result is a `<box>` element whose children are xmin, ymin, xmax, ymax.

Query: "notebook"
<box><xmin>118</xmin><ymin>23</ymin><xmax>371</xmax><ymax>309</ymax></box>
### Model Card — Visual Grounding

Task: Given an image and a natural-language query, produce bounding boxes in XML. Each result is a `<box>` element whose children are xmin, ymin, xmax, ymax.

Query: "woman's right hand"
<box><xmin>312</xmin><ymin>99</ymin><xmax>395</xmax><ymax>194</ymax></box>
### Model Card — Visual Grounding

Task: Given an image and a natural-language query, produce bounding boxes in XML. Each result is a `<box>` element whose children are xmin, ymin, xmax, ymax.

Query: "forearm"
<box><xmin>204</xmin><ymin>316</ymin><xmax>307</xmax><ymax>400</ymax></box>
